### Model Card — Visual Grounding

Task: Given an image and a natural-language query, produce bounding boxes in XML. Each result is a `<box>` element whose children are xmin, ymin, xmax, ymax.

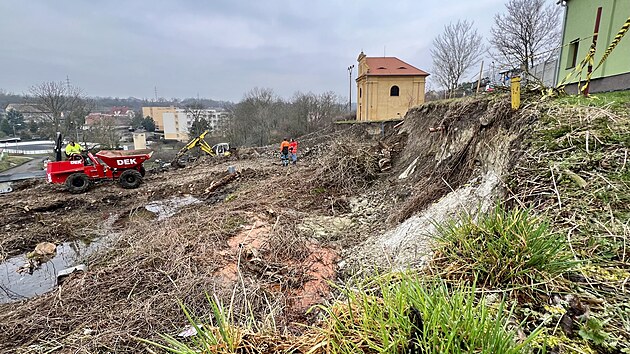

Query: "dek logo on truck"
<box><xmin>116</xmin><ymin>158</ymin><xmax>137</xmax><ymax>166</ymax></box>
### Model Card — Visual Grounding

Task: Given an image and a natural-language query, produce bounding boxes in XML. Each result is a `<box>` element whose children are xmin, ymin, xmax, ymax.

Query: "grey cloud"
<box><xmin>0</xmin><ymin>0</ymin><xmax>506</xmax><ymax>101</ymax></box>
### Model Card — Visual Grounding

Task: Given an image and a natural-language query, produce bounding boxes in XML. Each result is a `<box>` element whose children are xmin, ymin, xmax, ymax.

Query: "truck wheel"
<box><xmin>65</xmin><ymin>173</ymin><xmax>91</xmax><ymax>194</ymax></box>
<box><xmin>119</xmin><ymin>169</ymin><xmax>143</xmax><ymax>189</ymax></box>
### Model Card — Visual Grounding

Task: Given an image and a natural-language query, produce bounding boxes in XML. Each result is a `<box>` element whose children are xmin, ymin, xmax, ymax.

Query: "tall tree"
<box><xmin>230</xmin><ymin>88</ymin><xmax>282</xmax><ymax>146</ymax></box>
<box><xmin>142</xmin><ymin>116</ymin><xmax>156</xmax><ymax>132</ymax></box>
<box><xmin>28</xmin><ymin>81</ymin><xmax>86</xmax><ymax>136</ymax></box>
<box><xmin>184</xmin><ymin>101</ymin><xmax>208</xmax><ymax>137</ymax></box>
<box><xmin>131</xmin><ymin>111</ymin><xmax>144</xmax><ymax>129</ymax></box>
<box><xmin>6</xmin><ymin>110</ymin><xmax>24</xmax><ymax>127</ymax></box>
<box><xmin>0</xmin><ymin>118</ymin><xmax>11</xmax><ymax>136</ymax></box>
<box><xmin>490</xmin><ymin>0</ymin><xmax>561</xmax><ymax>72</ymax></box>
<box><xmin>85</xmin><ymin>118</ymin><xmax>120</xmax><ymax>149</ymax></box>
<box><xmin>431</xmin><ymin>20</ymin><xmax>485</xmax><ymax>95</ymax></box>
<box><xmin>226</xmin><ymin>88</ymin><xmax>345</xmax><ymax>147</ymax></box>
<box><xmin>64</xmin><ymin>98</ymin><xmax>94</xmax><ymax>142</ymax></box>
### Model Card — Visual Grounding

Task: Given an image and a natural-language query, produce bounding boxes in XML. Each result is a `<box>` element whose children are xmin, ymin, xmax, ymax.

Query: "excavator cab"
<box><xmin>212</xmin><ymin>143</ymin><xmax>230</xmax><ymax>156</ymax></box>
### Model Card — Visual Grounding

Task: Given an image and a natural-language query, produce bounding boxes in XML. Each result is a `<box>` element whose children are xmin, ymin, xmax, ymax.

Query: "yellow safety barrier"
<box><xmin>557</xmin><ymin>15</ymin><xmax>630</xmax><ymax>94</ymax></box>
<box><xmin>590</xmin><ymin>15</ymin><xmax>630</xmax><ymax>77</ymax></box>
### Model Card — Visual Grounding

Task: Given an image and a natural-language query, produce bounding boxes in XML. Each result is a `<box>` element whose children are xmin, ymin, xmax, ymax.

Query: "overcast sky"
<box><xmin>0</xmin><ymin>0</ymin><xmax>508</xmax><ymax>102</ymax></box>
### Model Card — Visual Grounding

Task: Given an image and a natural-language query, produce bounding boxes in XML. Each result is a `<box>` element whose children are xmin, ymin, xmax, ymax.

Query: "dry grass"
<box><xmin>143</xmin><ymin>273</ymin><xmax>539</xmax><ymax>354</ymax></box>
<box><xmin>0</xmin><ymin>160</ymin><xmax>344</xmax><ymax>353</ymax></box>
<box><xmin>0</xmin><ymin>155</ymin><xmax>32</xmax><ymax>173</ymax></box>
<box><xmin>507</xmin><ymin>97</ymin><xmax>630</xmax><ymax>351</ymax></box>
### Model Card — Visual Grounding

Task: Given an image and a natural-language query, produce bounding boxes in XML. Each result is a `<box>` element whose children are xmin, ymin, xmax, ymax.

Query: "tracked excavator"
<box><xmin>171</xmin><ymin>130</ymin><xmax>231</xmax><ymax>168</ymax></box>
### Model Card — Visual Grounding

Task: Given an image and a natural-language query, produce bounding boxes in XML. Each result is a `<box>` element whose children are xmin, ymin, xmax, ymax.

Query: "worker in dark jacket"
<box><xmin>280</xmin><ymin>138</ymin><xmax>290</xmax><ymax>166</ymax></box>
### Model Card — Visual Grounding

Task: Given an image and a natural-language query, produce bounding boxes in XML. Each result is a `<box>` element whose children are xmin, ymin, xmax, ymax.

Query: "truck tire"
<box><xmin>119</xmin><ymin>169</ymin><xmax>143</xmax><ymax>189</ymax></box>
<box><xmin>65</xmin><ymin>173</ymin><xmax>91</xmax><ymax>194</ymax></box>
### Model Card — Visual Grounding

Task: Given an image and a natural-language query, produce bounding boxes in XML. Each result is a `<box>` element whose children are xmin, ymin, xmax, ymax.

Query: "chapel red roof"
<box><xmin>364</xmin><ymin>57</ymin><xmax>429</xmax><ymax>76</ymax></box>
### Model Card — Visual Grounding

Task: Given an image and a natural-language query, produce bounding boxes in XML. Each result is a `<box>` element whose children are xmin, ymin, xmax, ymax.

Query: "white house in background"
<box><xmin>5</xmin><ymin>103</ymin><xmax>51</xmax><ymax>123</ymax></box>
<box><xmin>162</xmin><ymin>108</ymin><xmax>230</xmax><ymax>141</ymax></box>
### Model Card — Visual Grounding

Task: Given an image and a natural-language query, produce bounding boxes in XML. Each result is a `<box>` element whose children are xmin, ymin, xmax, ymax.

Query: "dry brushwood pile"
<box><xmin>0</xmin><ymin>126</ymin><xmax>403</xmax><ymax>353</ymax></box>
<box><xmin>0</xmin><ymin>93</ymin><xmax>629</xmax><ymax>353</ymax></box>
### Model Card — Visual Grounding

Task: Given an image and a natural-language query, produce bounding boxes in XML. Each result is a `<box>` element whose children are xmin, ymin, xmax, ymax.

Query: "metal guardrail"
<box><xmin>1</xmin><ymin>149</ymin><xmax>51</xmax><ymax>155</ymax></box>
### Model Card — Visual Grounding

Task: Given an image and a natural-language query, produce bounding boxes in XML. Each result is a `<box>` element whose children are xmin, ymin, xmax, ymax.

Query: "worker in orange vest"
<box><xmin>289</xmin><ymin>138</ymin><xmax>298</xmax><ymax>164</ymax></box>
<box><xmin>280</xmin><ymin>138</ymin><xmax>290</xmax><ymax>166</ymax></box>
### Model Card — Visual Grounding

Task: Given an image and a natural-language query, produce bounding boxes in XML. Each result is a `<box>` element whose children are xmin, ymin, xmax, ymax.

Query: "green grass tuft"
<box><xmin>140</xmin><ymin>294</ymin><xmax>242</xmax><ymax>353</ymax></box>
<box><xmin>0</xmin><ymin>155</ymin><xmax>31</xmax><ymax>172</ymax></box>
<box><xmin>433</xmin><ymin>205</ymin><xmax>577</xmax><ymax>289</ymax></box>
<box><xmin>314</xmin><ymin>274</ymin><xmax>540</xmax><ymax>353</ymax></box>
<box><xmin>556</xmin><ymin>90</ymin><xmax>630</xmax><ymax>112</ymax></box>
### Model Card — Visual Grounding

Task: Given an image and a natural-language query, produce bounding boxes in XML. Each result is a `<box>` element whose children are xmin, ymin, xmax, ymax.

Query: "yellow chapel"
<box><xmin>356</xmin><ymin>52</ymin><xmax>429</xmax><ymax>121</ymax></box>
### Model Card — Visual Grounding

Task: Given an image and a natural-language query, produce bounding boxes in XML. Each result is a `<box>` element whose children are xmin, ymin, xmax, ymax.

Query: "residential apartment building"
<box><xmin>162</xmin><ymin>108</ymin><xmax>230</xmax><ymax>141</ymax></box>
<box><xmin>84</xmin><ymin>112</ymin><xmax>131</xmax><ymax>128</ymax></box>
<box><xmin>141</xmin><ymin>106</ymin><xmax>176</xmax><ymax>131</ymax></box>
<box><xmin>162</xmin><ymin>110</ymin><xmax>189</xmax><ymax>141</ymax></box>
<box><xmin>110</xmin><ymin>106</ymin><xmax>135</xmax><ymax>119</ymax></box>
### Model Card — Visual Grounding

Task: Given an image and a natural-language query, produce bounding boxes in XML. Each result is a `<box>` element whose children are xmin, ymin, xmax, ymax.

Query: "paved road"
<box><xmin>0</xmin><ymin>158</ymin><xmax>46</xmax><ymax>182</ymax></box>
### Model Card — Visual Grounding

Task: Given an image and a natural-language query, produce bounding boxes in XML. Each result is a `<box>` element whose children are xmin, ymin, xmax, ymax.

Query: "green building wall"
<box><xmin>557</xmin><ymin>0</ymin><xmax>630</xmax><ymax>90</ymax></box>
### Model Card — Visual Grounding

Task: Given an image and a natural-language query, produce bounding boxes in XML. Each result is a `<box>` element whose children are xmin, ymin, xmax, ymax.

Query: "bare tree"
<box><xmin>85</xmin><ymin>117</ymin><xmax>120</xmax><ymax>149</ymax></box>
<box><xmin>431</xmin><ymin>20</ymin><xmax>484</xmax><ymax>95</ymax></box>
<box><xmin>229</xmin><ymin>88</ymin><xmax>283</xmax><ymax>146</ymax></box>
<box><xmin>65</xmin><ymin>98</ymin><xmax>95</xmax><ymax>142</ymax></box>
<box><xmin>28</xmin><ymin>81</ymin><xmax>86</xmax><ymax>136</ymax></box>
<box><xmin>490</xmin><ymin>0</ymin><xmax>561</xmax><ymax>72</ymax></box>
<box><xmin>286</xmin><ymin>91</ymin><xmax>345</xmax><ymax>137</ymax></box>
<box><xmin>184</xmin><ymin>101</ymin><xmax>208</xmax><ymax>137</ymax></box>
<box><xmin>227</xmin><ymin>88</ymin><xmax>345</xmax><ymax>147</ymax></box>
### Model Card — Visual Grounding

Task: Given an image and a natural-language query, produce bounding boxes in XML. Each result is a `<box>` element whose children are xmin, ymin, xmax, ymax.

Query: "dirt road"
<box><xmin>0</xmin><ymin>157</ymin><xmax>46</xmax><ymax>182</ymax></box>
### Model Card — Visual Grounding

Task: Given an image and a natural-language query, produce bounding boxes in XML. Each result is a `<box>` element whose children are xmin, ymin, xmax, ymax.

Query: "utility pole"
<box><xmin>347</xmin><ymin>65</ymin><xmax>354</xmax><ymax>112</ymax></box>
<box><xmin>66</xmin><ymin>75</ymin><xmax>71</xmax><ymax>91</ymax></box>
<box><xmin>154</xmin><ymin>86</ymin><xmax>158</xmax><ymax>102</ymax></box>
<box><xmin>476</xmin><ymin>61</ymin><xmax>484</xmax><ymax>95</ymax></box>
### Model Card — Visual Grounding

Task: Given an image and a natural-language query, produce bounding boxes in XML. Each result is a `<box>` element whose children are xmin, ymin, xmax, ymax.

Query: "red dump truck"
<box><xmin>46</xmin><ymin>149</ymin><xmax>153</xmax><ymax>193</ymax></box>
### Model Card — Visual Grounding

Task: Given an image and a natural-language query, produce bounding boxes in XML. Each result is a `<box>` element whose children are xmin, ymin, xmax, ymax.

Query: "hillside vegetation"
<box><xmin>0</xmin><ymin>91</ymin><xmax>628</xmax><ymax>353</ymax></box>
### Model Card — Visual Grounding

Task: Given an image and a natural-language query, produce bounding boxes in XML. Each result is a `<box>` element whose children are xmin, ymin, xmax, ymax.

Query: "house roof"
<box><xmin>111</xmin><ymin>106</ymin><xmax>131</xmax><ymax>114</ymax></box>
<box><xmin>364</xmin><ymin>57</ymin><xmax>429</xmax><ymax>77</ymax></box>
<box><xmin>5</xmin><ymin>103</ymin><xmax>49</xmax><ymax>113</ymax></box>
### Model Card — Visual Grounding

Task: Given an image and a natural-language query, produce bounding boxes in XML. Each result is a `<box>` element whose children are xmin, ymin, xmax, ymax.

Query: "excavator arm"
<box><xmin>171</xmin><ymin>130</ymin><xmax>217</xmax><ymax>168</ymax></box>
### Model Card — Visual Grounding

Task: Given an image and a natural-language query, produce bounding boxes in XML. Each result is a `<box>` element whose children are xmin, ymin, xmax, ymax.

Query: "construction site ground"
<box><xmin>1</xmin><ymin>92</ymin><xmax>629</xmax><ymax>353</ymax></box>
<box><xmin>0</xmin><ymin>133</ymin><xmax>404</xmax><ymax>352</ymax></box>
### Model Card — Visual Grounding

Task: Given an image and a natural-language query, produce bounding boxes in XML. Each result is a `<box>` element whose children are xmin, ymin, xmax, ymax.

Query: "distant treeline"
<box><xmin>0</xmin><ymin>90</ymin><xmax>231</xmax><ymax>112</ymax></box>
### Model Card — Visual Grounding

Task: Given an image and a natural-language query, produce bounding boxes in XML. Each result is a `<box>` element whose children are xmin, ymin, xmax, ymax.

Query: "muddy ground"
<box><xmin>0</xmin><ymin>133</ymin><xmax>401</xmax><ymax>352</ymax></box>
<box><xmin>0</xmin><ymin>96</ymin><xmax>530</xmax><ymax>353</ymax></box>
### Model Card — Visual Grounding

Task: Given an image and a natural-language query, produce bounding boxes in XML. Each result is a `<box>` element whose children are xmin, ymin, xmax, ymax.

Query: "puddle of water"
<box><xmin>0</xmin><ymin>194</ymin><xmax>200</xmax><ymax>304</ymax></box>
<box><xmin>0</xmin><ymin>238</ymin><xmax>108</xmax><ymax>304</ymax></box>
<box><xmin>145</xmin><ymin>195</ymin><xmax>200</xmax><ymax>220</ymax></box>
<box><xmin>0</xmin><ymin>215</ymin><xmax>119</xmax><ymax>304</ymax></box>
